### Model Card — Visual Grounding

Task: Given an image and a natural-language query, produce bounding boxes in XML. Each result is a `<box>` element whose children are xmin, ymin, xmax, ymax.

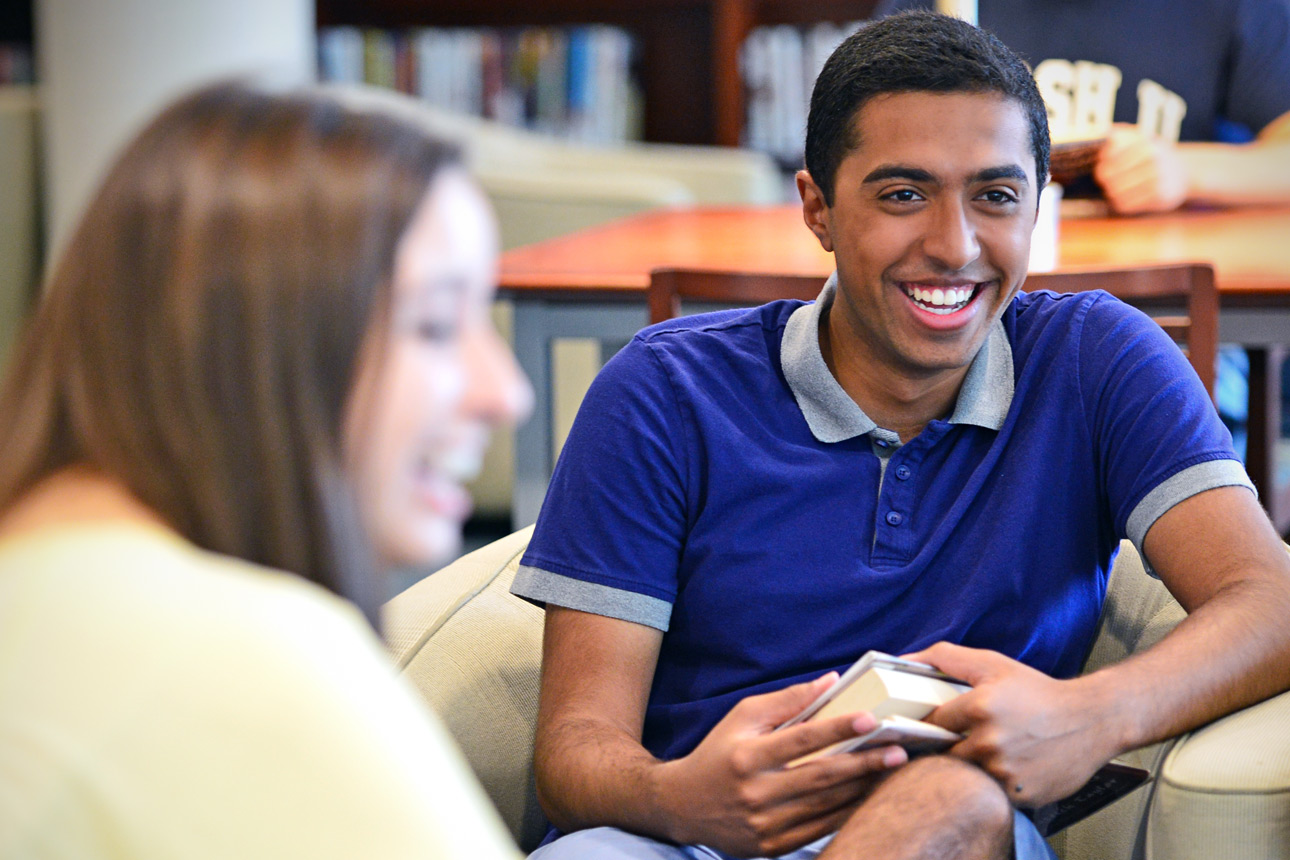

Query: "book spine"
<box><xmin>566</xmin><ymin>26</ymin><xmax>592</xmax><ymax>143</ymax></box>
<box><xmin>317</xmin><ymin>26</ymin><xmax>364</xmax><ymax>84</ymax></box>
<box><xmin>363</xmin><ymin>29</ymin><xmax>398</xmax><ymax>90</ymax></box>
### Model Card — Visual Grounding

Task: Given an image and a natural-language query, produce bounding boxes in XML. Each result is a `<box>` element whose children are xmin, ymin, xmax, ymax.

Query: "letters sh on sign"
<box><xmin>1033</xmin><ymin>59</ymin><xmax>1187</xmax><ymax>144</ymax></box>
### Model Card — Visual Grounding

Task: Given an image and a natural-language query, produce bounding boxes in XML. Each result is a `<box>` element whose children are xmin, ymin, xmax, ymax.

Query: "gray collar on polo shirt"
<box><xmin>781</xmin><ymin>272</ymin><xmax>1015</xmax><ymax>444</ymax></box>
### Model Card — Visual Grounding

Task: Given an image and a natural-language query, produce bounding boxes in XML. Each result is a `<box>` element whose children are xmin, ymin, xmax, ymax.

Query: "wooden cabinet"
<box><xmin>316</xmin><ymin>0</ymin><xmax>879</xmax><ymax>146</ymax></box>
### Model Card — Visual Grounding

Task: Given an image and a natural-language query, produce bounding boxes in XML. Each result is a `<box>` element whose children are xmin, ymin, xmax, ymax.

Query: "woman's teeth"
<box><xmin>905</xmin><ymin>284</ymin><xmax>974</xmax><ymax>315</ymax></box>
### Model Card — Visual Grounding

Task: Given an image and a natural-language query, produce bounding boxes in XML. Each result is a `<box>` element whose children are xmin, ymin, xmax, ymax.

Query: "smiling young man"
<box><xmin>511</xmin><ymin>12</ymin><xmax>1290</xmax><ymax>860</ymax></box>
<box><xmin>801</xmin><ymin>87</ymin><xmax>1038</xmax><ymax>441</ymax></box>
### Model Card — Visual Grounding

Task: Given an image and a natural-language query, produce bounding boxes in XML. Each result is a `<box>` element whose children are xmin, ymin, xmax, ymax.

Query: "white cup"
<box><xmin>1029</xmin><ymin>182</ymin><xmax>1062</xmax><ymax>272</ymax></box>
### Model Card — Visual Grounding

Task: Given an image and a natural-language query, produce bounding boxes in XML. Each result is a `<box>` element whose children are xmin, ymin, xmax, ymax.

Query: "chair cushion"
<box><xmin>383</xmin><ymin>527</ymin><xmax>548</xmax><ymax>851</ymax></box>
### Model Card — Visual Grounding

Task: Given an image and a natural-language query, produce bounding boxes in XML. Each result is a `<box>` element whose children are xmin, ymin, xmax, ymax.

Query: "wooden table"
<box><xmin>500</xmin><ymin>203</ymin><xmax>1290</xmax><ymax>529</ymax></box>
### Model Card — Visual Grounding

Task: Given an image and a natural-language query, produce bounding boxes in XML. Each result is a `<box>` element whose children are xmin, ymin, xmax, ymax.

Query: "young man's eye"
<box><xmin>883</xmin><ymin>188</ymin><xmax>923</xmax><ymax>203</ymax></box>
<box><xmin>981</xmin><ymin>189</ymin><xmax>1019</xmax><ymax>205</ymax></box>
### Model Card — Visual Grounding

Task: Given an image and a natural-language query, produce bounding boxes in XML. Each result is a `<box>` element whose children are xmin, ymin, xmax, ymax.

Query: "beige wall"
<box><xmin>36</xmin><ymin>0</ymin><xmax>315</xmax><ymax>257</ymax></box>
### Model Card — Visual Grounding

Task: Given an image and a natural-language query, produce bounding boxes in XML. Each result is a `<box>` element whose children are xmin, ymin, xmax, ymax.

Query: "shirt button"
<box><xmin>895</xmin><ymin>465</ymin><xmax>912</xmax><ymax>480</ymax></box>
<box><xmin>885</xmin><ymin>511</ymin><xmax>904</xmax><ymax>526</ymax></box>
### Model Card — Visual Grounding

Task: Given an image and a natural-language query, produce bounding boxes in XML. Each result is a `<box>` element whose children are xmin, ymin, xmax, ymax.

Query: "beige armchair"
<box><xmin>384</xmin><ymin>529</ymin><xmax>1290</xmax><ymax>858</ymax></box>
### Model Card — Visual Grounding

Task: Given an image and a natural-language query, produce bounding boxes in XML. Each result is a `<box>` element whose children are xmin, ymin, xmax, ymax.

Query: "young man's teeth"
<box><xmin>908</xmin><ymin>285</ymin><xmax>973</xmax><ymax>314</ymax></box>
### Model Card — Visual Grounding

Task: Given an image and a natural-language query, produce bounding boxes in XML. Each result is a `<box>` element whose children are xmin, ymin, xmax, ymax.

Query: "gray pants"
<box><xmin>530</xmin><ymin>810</ymin><xmax>1057</xmax><ymax>860</ymax></box>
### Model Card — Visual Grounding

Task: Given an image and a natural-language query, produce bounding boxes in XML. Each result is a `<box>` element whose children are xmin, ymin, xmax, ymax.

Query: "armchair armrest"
<box><xmin>383</xmin><ymin>527</ymin><xmax>548</xmax><ymax>851</ymax></box>
<box><xmin>1148</xmin><ymin>685</ymin><xmax>1290</xmax><ymax>858</ymax></box>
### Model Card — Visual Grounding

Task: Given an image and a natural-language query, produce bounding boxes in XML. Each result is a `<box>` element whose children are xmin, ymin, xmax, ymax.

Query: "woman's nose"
<box><xmin>464</xmin><ymin>325</ymin><xmax>533</xmax><ymax>429</ymax></box>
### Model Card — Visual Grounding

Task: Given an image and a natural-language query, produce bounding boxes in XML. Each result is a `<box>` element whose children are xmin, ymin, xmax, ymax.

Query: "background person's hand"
<box><xmin>905</xmin><ymin>643</ymin><xmax>1118</xmax><ymax>808</ymax></box>
<box><xmin>655</xmin><ymin>673</ymin><xmax>908</xmax><ymax>857</ymax></box>
<box><xmin>1094</xmin><ymin>123</ymin><xmax>1190</xmax><ymax>214</ymax></box>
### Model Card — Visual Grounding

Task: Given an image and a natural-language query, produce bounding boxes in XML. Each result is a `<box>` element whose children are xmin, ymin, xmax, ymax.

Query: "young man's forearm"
<box><xmin>534</xmin><ymin>716</ymin><xmax>680</xmax><ymax>840</ymax></box>
<box><xmin>1073</xmin><ymin>569</ymin><xmax>1290</xmax><ymax>756</ymax></box>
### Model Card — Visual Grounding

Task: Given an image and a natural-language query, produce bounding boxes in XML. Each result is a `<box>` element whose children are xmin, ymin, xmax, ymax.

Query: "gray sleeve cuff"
<box><xmin>511</xmin><ymin>564</ymin><xmax>673</xmax><ymax>631</ymax></box>
<box><xmin>1125</xmin><ymin>459</ymin><xmax>1256</xmax><ymax>574</ymax></box>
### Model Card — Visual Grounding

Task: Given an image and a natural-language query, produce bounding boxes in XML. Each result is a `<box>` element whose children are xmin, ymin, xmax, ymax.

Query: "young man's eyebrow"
<box><xmin>861</xmin><ymin>165</ymin><xmax>936</xmax><ymax>184</ymax></box>
<box><xmin>972</xmin><ymin>165</ymin><xmax>1031</xmax><ymax>184</ymax></box>
<box><xmin>860</xmin><ymin>164</ymin><xmax>1032</xmax><ymax>185</ymax></box>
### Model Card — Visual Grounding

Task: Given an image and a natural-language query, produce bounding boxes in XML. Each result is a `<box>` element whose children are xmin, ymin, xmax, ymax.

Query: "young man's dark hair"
<box><xmin>804</xmin><ymin>11</ymin><xmax>1051</xmax><ymax>206</ymax></box>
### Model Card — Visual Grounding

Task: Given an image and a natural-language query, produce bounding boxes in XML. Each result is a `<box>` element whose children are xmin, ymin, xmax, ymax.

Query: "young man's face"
<box><xmin>798</xmin><ymin>91</ymin><xmax>1039</xmax><ymax>380</ymax></box>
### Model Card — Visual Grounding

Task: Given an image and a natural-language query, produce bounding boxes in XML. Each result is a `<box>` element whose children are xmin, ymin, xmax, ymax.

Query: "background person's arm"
<box><xmin>912</xmin><ymin>485</ymin><xmax>1290</xmax><ymax>806</ymax></box>
<box><xmin>1094</xmin><ymin>111</ymin><xmax>1290</xmax><ymax>213</ymax></box>
<box><xmin>534</xmin><ymin>605</ymin><xmax>908</xmax><ymax>857</ymax></box>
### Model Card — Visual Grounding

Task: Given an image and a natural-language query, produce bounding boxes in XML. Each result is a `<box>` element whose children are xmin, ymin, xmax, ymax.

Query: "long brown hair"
<box><xmin>0</xmin><ymin>82</ymin><xmax>461</xmax><ymax>624</ymax></box>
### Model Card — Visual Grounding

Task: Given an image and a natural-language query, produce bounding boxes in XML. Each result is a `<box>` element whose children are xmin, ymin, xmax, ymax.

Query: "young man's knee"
<box><xmin>885</xmin><ymin>755</ymin><xmax>1013</xmax><ymax>836</ymax></box>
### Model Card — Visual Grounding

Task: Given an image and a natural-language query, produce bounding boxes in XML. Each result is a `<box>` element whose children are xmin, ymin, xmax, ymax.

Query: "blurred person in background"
<box><xmin>877</xmin><ymin>0</ymin><xmax>1290</xmax><ymax>215</ymax></box>
<box><xmin>0</xmin><ymin>81</ymin><xmax>531</xmax><ymax>858</ymax></box>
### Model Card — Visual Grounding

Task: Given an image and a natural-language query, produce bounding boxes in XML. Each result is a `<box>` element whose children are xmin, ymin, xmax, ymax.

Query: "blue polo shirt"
<box><xmin>512</xmin><ymin>276</ymin><xmax>1251</xmax><ymax>763</ymax></box>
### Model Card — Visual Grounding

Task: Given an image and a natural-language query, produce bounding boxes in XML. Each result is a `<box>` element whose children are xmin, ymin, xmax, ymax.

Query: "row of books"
<box><xmin>317</xmin><ymin>26</ymin><xmax>641</xmax><ymax>145</ymax></box>
<box><xmin>741</xmin><ymin>22</ymin><xmax>864</xmax><ymax>166</ymax></box>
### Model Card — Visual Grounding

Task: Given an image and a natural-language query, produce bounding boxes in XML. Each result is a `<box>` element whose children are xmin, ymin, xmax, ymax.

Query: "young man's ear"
<box><xmin>796</xmin><ymin>170</ymin><xmax>835</xmax><ymax>253</ymax></box>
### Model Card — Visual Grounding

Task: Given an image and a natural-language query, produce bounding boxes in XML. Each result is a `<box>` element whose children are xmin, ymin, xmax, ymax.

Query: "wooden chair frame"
<box><xmin>647</xmin><ymin>263</ymin><xmax>1218</xmax><ymax>398</ymax></box>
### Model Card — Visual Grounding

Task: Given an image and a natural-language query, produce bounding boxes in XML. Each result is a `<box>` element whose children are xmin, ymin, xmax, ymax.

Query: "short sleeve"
<box><xmin>1076</xmin><ymin>294</ymin><xmax>1252</xmax><ymax>552</ymax></box>
<box><xmin>1227</xmin><ymin>0</ymin><xmax>1290</xmax><ymax>132</ymax></box>
<box><xmin>513</xmin><ymin>336</ymin><xmax>690</xmax><ymax>631</ymax></box>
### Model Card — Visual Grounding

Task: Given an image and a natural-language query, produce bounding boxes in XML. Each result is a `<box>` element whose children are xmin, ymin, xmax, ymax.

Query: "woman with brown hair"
<box><xmin>0</xmin><ymin>81</ymin><xmax>530</xmax><ymax>857</ymax></box>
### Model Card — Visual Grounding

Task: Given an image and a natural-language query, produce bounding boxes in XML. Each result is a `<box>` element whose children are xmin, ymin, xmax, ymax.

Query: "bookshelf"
<box><xmin>316</xmin><ymin>0</ymin><xmax>880</xmax><ymax>146</ymax></box>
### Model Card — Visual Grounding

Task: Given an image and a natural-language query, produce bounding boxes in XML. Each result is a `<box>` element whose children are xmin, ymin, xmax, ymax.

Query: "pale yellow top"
<box><xmin>0</xmin><ymin>520</ymin><xmax>521</xmax><ymax>859</ymax></box>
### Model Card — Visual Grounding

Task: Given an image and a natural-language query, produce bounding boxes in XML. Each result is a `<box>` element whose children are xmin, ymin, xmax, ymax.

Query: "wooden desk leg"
<box><xmin>1247</xmin><ymin>346</ymin><xmax>1289</xmax><ymax>537</ymax></box>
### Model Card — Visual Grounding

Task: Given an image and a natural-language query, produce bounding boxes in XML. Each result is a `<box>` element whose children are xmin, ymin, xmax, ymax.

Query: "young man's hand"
<box><xmin>903</xmin><ymin>643</ymin><xmax>1121</xmax><ymax>807</ymax></box>
<box><xmin>654</xmin><ymin>673</ymin><xmax>908</xmax><ymax>857</ymax></box>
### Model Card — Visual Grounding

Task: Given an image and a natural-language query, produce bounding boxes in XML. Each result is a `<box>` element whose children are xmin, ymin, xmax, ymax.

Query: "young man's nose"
<box><xmin>921</xmin><ymin>199</ymin><xmax>981</xmax><ymax>272</ymax></box>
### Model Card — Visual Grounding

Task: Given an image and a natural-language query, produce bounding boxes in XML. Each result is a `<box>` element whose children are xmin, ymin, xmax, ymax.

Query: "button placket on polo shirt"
<box><xmin>869</xmin><ymin>429</ymin><xmax>905</xmax><ymax>563</ymax></box>
<box><xmin>872</xmin><ymin>423</ymin><xmax>947</xmax><ymax>565</ymax></box>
